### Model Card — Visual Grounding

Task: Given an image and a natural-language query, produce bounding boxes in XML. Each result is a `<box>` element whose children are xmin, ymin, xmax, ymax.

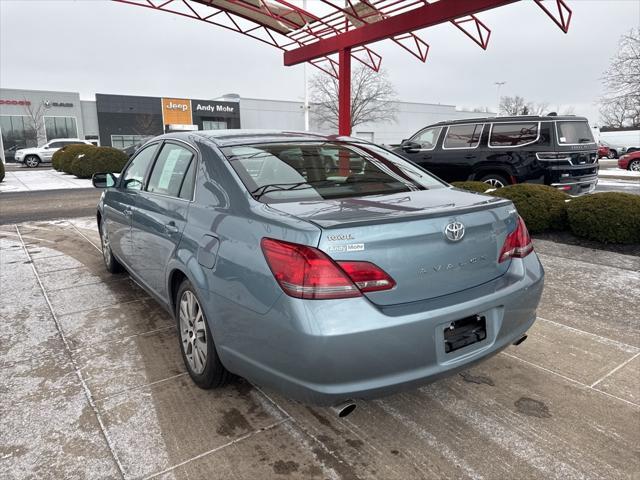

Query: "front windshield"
<box><xmin>222</xmin><ymin>142</ymin><xmax>445</xmax><ymax>203</ymax></box>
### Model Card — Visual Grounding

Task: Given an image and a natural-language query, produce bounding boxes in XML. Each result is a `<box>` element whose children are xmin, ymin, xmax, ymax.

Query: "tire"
<box><xmin>24</xmin><ymin>155</ymin><xmax>40</xmax><ymax>168</ymax></box>
<box><xmin>479</xmin><ymin>173</ymin><xmax>509</xmax><ymax>188</ymax></box>
<box><xmin>176</xmin><ymin>279</ymin><xmax>229</xmax><ymax>389</ymax></box>
<box><xmin>99</xmin><ymin>217</ymin><xmax>123</xmax><ymax>273</ymax></box>
<box><xmin>629</xmin><ymin>159</ymin><xmax>640</xmax><ymax>172</ymax></box>
<box><xmin>607</xmin><ymin>151</ymin><xmax>616</xmax><ymax>159</ymax></box>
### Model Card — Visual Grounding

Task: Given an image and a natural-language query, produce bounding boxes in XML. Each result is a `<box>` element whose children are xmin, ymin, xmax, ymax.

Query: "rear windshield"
<box><xmin>556</xmin><ymin>121</ymin><xmax>594</xmax><ymax>145</ymax></box>
<box><xmin>222</xmin><ymin>142</ymin><xmax>445</xmax><ymax>203</ymax></box>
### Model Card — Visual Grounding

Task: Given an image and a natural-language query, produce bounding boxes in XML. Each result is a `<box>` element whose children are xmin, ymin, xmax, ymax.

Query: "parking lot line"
<box><xmin>538</xmin><ymin>316</ymin><xmax>639</xmax><ymax>352</ymax></box>
<box><xmin>590</xmin><ymin>351</ymin><xmax>640</xmax><ymax>388</ymax></box>
<box><xmin>378</xmin><ymin>400</ymin><xmax>483</xmax><ymax>480</ymax></box>
<box><xmin>250</xmin><ymin>385</ymin><xmax>358</xmax><ymax>480</ymax></box>
<box><xmin>143</xmin><ymin>417</ymin><xmax>292</xmax><ymax>480</ymax></box>
<box><xmin>97</xmin><ymin>372</ymin><xmax>189</xmax><ymax>403</ymax></box>
<box><xmin>14</xmin><ymin>225</ymin><xmax>128</xmax><ymax>479</ymax></box>
<box><xmin>68</xmin><ymin>220</ymin><xmax>101</xmax><ymax>252</ymax></box>
<box><xmin>5</xmin><ymin>217</ymin><xmax>638</xmax><ymax>478</ymax></box>
<box><xmin>501</xmin><ymin>351</ymin><xmax>640</xmax><ymax>409</ymax></box>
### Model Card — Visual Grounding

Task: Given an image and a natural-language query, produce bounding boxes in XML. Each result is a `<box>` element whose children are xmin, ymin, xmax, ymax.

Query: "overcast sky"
<box><xmin>1</xmin><ymin>0</ymin><xmax>638</xmax><ymax>125</ymax></box>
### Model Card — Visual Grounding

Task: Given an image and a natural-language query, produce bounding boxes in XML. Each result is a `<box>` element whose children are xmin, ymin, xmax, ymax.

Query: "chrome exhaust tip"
<box><xmin>330</xmin><ymin>400</ymin><xmax>357</xmax><ymax>418</ymax></box>
<box><xmin>513</xmin><ymin>334</ymin><xmax>528</xmax><ymax>346</ymax></box>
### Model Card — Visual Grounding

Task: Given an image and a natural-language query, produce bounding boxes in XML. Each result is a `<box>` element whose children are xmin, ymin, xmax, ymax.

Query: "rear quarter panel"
<box><xmin>173</xmin><ymin>140</ymin><xmax>321</xmax><ymax>360</ymax></box>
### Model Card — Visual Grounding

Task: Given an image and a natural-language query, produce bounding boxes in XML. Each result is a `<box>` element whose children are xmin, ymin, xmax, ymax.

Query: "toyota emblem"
<box><xmin>444</xmin><ymin>221</ymin><xmax>465</xmax><ymax>242</ymax></box>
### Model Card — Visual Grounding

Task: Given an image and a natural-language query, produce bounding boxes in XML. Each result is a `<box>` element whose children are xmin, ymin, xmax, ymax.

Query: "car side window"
<box><xmin>49</xmin><ymin>141</ymin><xmax>64</xmax><ymax>148</ymax></box>
<box><xmin>121</xmin><ymin>144</ymin><xmax>158</xmax><ymax>191</ymax></box>
<box><xmin>443</xmin><ymin>124</ymin><xmax>484</xmax><ymax>149</ymax></box>
<box><xmin>489</xmin><ymin>123</ymin><xmax>539</xmax><ymax>147</ymax></box>
<box><xmin>146</xmin><ymin>143</ymin><xmax>195</xmax><ymax>199</ymax></box>
<box><xmin>411</xmin><ymin>126</ymin><xmax>442</xmax><ymax>150</ymax></box>
<box><xmin>178</xmin><ymin>159</ymin><xmax>197</xmax><ymax>200</ymax></box>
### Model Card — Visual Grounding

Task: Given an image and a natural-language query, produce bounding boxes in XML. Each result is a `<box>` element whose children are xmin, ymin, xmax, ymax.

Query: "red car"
<box><xmin>618</xmin><ymin>151</ymin><xmax>640</xmax><ymax>171</ymax></box>
<box><xmin>598</xmin><ymin>144</ymin><xmax>610</xmax><ymax>159</ymax></box>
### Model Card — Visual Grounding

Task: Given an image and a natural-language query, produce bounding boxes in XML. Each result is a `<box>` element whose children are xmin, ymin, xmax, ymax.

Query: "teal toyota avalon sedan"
<box><xmin>92</xmin><ymin>130</ymin><xmax>544</xmax><ymax>412</ymax></box>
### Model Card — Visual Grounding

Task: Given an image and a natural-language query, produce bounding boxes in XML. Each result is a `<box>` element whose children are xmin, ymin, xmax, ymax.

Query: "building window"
<box><xmin>202</xmin><ymin>120</ymin><xmax>227</xmax><ymax>130</ymax></box>
<box><xmin>44</xmin><ymin>116</ymin><xmax>78</xmax><ymax>141</ymax></box>
<box><xmin>0</xmin><ymin>115</ymin><xmax>38</xmax><ymax>149</ymax></box>
<box><xmin>111</xmin><ymin>134</ymin><xmax>149</xmax><ymax>149</ymax></box>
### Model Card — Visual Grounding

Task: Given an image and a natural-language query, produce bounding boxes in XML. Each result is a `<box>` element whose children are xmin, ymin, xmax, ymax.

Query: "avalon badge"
<box><xmin>444</xmin><ymin>221</ymin><xmax>465</xmax><ymax>242</ymax></box>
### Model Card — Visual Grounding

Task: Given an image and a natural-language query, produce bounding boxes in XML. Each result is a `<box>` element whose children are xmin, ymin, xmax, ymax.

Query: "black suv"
<box><xmin>393</xmin><ymin>115</ymin><xmax>598</xmax><ymax>196</ymax></box>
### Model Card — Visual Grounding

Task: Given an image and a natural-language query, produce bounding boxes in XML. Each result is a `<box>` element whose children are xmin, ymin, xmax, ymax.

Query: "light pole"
<box><xmin>494</xmin><ymin>81</ymin><xmax>506</xmax><ymax>116</ymax></box>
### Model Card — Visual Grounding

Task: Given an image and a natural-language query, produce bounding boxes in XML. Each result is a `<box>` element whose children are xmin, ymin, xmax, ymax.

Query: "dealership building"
<box><xmin>1</xmin><ymin>87</ymin><xmax>492</xmax><ymax>155</ymax></box>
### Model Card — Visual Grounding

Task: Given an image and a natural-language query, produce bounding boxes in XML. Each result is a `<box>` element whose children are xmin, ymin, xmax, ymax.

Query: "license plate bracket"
<box><xmin>444</xmin><ymin>315</ymin><xmax>487</xmax><ymax>353</ymax></box>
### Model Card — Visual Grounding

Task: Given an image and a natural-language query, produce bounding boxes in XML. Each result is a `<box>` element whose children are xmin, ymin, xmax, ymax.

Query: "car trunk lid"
<box><xmin>267</xmin><ymin>188</ymin><xmax>517</xmax><ymax>305</ymax></box>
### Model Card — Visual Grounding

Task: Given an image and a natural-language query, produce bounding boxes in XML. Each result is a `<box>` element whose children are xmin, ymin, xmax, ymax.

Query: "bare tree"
<box><xmin>23</xmin><ymin>98</ymin><xmax>47</xmax><ymax>145</ymax></box>
<box><xmin>560</xmin><ymin>105</ymin><xmax>575</xmax><ymax>116</ymax></box>
<box><xmin>499</xmin><ymin>95</ymin><xmax>528</xmax><ymax>115</ymax></box>
<box><xmin>499</xmin><ymin>95</ymin><xmax>551</xmax><ymax>116</ymax></box>
<box><xmin>600</xmin><ymin>97</ymin><xmax>634</xmax><ymax>128</ymax></box>
<box><xmin>310</xmin><ymin>65</ymin><xmax>398</xmax><ymax>130</ymax></box>
<box><xmin>528</xmin><ymin>102</ymin><xmax>549</xmax><ymax>116</ymax></box>
<box><xmin>599</xmin><ymin>28</ymin><xmax>640</xmax><ymax>128</ymax></box>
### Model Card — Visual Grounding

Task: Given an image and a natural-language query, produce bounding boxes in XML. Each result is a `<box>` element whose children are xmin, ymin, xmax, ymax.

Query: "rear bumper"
<box><xmin>214</xmin><ymin>253</ymin><xmax>544</xmax><ymax>405</ymax></box>
<box><xmin>551</xmin><ymin>174</ymin><xmax>598</xmax><ymax>196</ymax></box>
<box><xmin>618</xmin><ymin>158</ymin><xmax>630</xmax><ymax>169</ymax></box>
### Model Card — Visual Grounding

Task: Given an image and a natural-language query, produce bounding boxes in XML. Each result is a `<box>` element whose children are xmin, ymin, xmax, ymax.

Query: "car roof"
<box><xmin>428</xmin><ymin>115</ymin><xmax>589</xmax><ymax>127</ymax></box>
<box><xmin>47</xmin><ymin>138</ymin><xmax>86</xmax><ymax>142</ymax></box>
<box><xmin>157</xmin><ymin>130</ymin><xmax>367</xmax><ymax>147</ymax></box>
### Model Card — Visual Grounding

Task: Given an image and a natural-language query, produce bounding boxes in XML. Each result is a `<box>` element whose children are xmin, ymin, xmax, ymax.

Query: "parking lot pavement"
<box><xmin>1</xmin><ymin>218</ymin><xmax>639</xmax><ymax>480</ymax></box>
<box><xmin>0</xmin><ymin>168</ymin><xmax>93</xmax><ymax>193</ymax></box>
<box><xmin>595</xmin><ymin>179</ymin><xmax>640</xmax><ymax>195</ymax></box>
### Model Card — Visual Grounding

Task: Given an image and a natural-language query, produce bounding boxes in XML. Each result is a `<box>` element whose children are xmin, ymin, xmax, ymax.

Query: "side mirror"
<box><xmin>92</xmin><ymin>172</ymin><xmax>117</xmax><ymax>188</ymax></box>
<box><xmin>42</xmin><ymin>146</ymin><xmax>49</xmax><ymax>150</ymax></box>
<box><xmin>402</xmin><ymin>140</ymin><xmax>421</xmax><ymax>153</ymax></box>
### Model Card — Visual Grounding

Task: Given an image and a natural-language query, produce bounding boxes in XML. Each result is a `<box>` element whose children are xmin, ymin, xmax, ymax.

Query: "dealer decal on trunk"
<box><xmin>327</xmin><ymin>244</ymin><xmax>365</xmax><ymax>253</ymax></box>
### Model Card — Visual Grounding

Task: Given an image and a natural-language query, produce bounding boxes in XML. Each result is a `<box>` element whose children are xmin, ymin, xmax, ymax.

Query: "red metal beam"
<box><xmin>284</xmin><ymin>0</ymin><xmax>519</xmax><ymax>66</ymax></box>
<box><xmin>534</xmin><ymin>0</ymin><xmax>572</xmax><ymax>33</ymax></box>
<box><xmin>338</xmin><ymin>48</ymin><xmax>352</xmax><ymax>137</ymax></box>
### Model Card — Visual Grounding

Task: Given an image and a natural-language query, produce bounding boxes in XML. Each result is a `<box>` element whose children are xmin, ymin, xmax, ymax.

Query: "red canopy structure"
<box><xmin>114</xmin><ymin>0</ymin><xmax>573</xmax><ymax>135</ymax></box>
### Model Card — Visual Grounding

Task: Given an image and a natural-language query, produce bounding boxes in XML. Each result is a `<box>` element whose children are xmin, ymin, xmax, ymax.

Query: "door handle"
<box><xmin>464</xmin><ymin>154</ymin><xmax>474</xmax><ymax>159</ymax></box>
<box><xmin>164</xmin><ymin>222</ymin><xmax>179</xmax><ymax>234</ymax></box>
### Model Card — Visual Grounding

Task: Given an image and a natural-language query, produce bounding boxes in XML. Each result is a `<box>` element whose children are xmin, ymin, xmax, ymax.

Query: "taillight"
<box><xmin>337</xmin><ymin>261</ymin><xmax>396</xmax><ymax>293</ymax></box>
<box><xmin>261</xmin><ymin>238</ymin><xmax>395</xmax><ymax>299</ymax></box>
<box><xmin>499</xmin><ymin>216</ymin><xmax>534</xmax><ymax>263</ymax></box>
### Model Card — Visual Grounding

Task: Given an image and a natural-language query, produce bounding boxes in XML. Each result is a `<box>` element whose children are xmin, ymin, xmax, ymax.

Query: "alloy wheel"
<box><xmin>25</xmin><ymin>156</ymin><xmax>39</xmax><ymax>168</ymax></box>
<box><xmin>630</xmin><ymin>160</ymin><xmax>640</xmax><ymax>172</ymax></box>
<box><xmin>179</xmin><ymin>290</ymin><xmax>208</xmax><ymax>374</ymax></box>
<box><xmin>483</xmin><ymin>178</ymin><xmax>505</xmax><ymax>188</ymax></box>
